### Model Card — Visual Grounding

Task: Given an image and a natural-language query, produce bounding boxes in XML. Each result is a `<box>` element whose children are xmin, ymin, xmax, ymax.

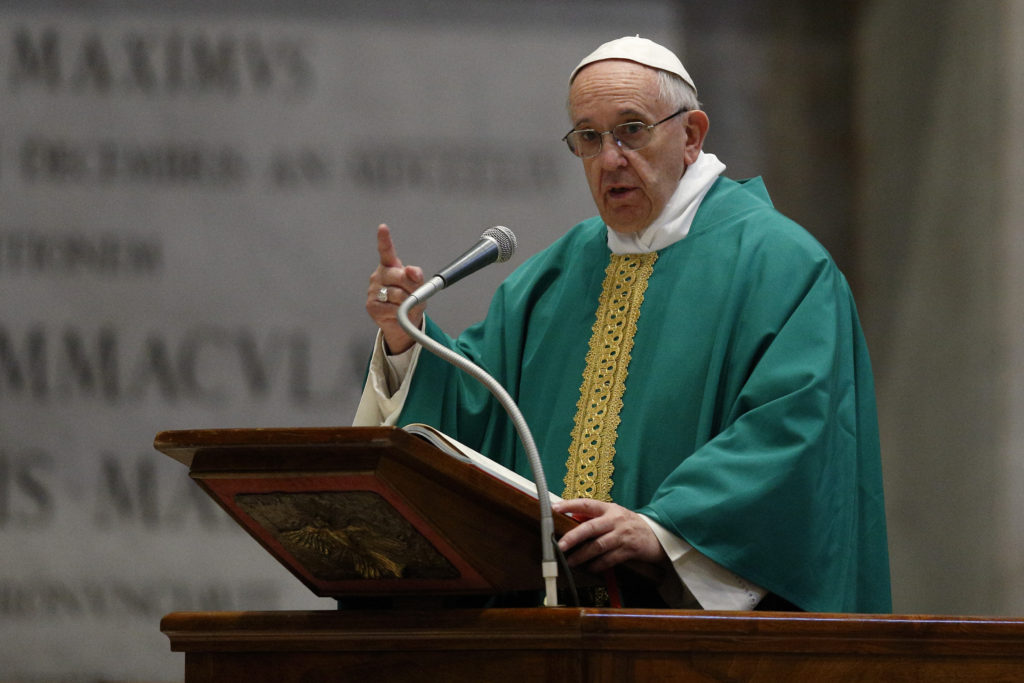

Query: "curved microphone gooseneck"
<box><xmin>396</xmin><ymin>226</ymin><xmax>560</xmax><ymax>607</ymax></box>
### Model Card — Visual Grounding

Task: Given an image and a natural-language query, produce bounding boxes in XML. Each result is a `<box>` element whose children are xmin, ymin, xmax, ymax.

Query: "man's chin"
<box><xmin>599</xmin><ymin>199</ymin><xmax>652</xmax><ymax>234</ymax></box>
<box><xmin>602</xmin><ymin>212</ymin><xmax>651</xmax><ymax>235</ymax></box>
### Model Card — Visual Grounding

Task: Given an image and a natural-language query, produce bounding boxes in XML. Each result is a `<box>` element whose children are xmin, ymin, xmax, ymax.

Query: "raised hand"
<box><xmin>366</xmin><ymin>224</ymin><xmax>425</xmax><ymax>354</ymax></box>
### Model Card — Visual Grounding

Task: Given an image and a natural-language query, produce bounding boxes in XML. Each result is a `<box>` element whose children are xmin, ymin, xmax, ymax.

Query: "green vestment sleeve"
<box><xmin>397</xmin><ymin>176</ymin><xmax>891</xmax><ymax>613</ymax></box>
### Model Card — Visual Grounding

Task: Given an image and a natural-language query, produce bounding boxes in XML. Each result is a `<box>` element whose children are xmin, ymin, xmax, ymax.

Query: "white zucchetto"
<box><xmin>570</xmin><ymin>35</ymin><xmax>696</xmax><ymax>92</ymax></box>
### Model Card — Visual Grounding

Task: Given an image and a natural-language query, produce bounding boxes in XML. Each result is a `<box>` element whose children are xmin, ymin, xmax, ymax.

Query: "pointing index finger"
<box><xmin>377</xmin><ymin>223</ymin><xmax>402</xmax><ymax>268</ymax></box>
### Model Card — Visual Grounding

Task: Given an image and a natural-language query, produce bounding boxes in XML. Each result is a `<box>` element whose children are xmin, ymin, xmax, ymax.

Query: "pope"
<box><xmin>356</xmin><ymin>36</ymin><xmax>891</xmax><ymax>613</ymax></box>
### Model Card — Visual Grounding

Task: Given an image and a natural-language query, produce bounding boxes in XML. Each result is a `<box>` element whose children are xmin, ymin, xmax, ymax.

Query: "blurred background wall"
<box><xmin>1</xmin><ymin>0</ymin><xmax>1022</xmax><ymax>680</ymax></box>
<box><xmin>857</xmin><ymin>0</ymin><xmax>1024</xmax><ymax>617</ymax></box>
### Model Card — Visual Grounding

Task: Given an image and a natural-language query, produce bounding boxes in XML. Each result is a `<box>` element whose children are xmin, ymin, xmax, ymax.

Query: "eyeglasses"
<box><xmin>562</xmin><ymin>109</ymin><xmax>687</xmax><ymax>158</ymax></box>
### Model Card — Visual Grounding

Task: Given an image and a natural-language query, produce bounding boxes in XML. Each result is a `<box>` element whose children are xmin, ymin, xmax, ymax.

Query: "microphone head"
<box><xmin>482</xmin><ymin>226</ymin><xmax>517</xmax><ymax>263</ymax></box>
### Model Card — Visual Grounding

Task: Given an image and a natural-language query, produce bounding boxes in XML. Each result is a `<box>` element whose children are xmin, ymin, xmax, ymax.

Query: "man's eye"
<box><xmin>577</xmin><ymin>130</ymin><xmax>599</xmax><ymax>142</ymax></box>
<box><xmin>619</xmin><ymin>122</ymin><xmax>646</xmax><ymax>136</ymax></box>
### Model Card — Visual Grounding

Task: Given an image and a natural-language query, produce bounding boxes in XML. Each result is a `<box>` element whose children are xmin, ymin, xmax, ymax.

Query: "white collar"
<box><xmin>606</xmin><ymin>151</ymin><xmax>726</xmax><ymax>254</ymax></box>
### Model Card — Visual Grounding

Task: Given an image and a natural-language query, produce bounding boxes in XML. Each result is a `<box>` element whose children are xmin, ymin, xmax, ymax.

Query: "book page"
<box><xmin>403</xmin><ymin>423</ymin><xmax>561</xmax><ymax>503</ymax></box>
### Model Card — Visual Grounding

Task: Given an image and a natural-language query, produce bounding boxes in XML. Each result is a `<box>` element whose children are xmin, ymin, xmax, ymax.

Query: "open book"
<box><xmin>403</xmin><ymin>423</ymin><xmax>562</xmax><ymax>504</ymax></box>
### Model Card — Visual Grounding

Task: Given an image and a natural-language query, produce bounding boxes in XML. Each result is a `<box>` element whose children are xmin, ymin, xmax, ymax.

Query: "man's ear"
<box><xmin>682</xmin><ymin>110</ymin><xmax>710</xmax><ymax>164</ymax></box>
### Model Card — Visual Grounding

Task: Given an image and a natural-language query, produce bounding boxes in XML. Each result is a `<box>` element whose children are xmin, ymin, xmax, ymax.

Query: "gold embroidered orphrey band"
<box><xmin>563</xmin><ymin>252</ymin><xmax>658</xmax><ymax>501</ymax></box>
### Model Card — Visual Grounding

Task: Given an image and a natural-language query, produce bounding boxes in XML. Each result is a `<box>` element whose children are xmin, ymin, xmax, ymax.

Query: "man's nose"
<box><xmin>596</xmin><ymin>132</ymin><xmax>628</xmax><ymax>166</ymax></box>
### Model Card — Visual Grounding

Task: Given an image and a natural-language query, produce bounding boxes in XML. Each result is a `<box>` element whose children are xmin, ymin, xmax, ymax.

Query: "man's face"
<box><xmin>568</xmin><ymin>60</ymin><xmax>691</xmax><ymax>234</ymax></box>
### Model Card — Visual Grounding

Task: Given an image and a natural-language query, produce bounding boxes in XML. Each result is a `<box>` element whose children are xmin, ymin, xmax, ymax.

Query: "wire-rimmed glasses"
<box><xmin>562</xmin><ymin>109</ymin><xmax>687</xmax><ymax>158</ymax></box>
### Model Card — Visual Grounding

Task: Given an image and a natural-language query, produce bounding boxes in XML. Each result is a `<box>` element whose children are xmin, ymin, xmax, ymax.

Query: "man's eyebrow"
<box><xmin>572</xmin><ymin>108</ymin><xmax>650</xmax><ymax>128</ymax></box>
<box><xmin>617</xmin><ymin>108</ymin><xmax>648</xmax><ymax>119</ymax></box>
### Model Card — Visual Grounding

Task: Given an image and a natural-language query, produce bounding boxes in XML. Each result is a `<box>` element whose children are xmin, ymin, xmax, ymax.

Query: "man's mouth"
<box><xmin>607</xmin><ymin>185</ymin><xmax>637</xmax><ymax>199</ymax></box>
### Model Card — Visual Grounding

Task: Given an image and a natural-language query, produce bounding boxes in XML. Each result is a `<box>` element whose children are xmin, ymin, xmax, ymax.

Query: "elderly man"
<box><xmin>355</xmin><ymin>36</ymin><xmax>891</xmax><ymax>613</ymax></box>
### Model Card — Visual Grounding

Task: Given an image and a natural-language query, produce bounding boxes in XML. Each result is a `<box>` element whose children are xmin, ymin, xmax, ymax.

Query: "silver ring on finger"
<box><xmin>376</xmin><ymin>286</ymin><xmax>389</xmax><ymax>303</ymax></box>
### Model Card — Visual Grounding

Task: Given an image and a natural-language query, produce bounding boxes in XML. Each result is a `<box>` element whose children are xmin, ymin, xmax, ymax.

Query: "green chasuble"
<box><xmin>398</xmin><ymin>176</ymin><xmax>891</xmax><ymax>613</ymax></box>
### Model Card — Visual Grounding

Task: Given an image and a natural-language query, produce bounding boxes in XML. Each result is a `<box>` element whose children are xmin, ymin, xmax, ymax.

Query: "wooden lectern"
<box><xmin>157</xmin><ymin>427</ymin><xmax>1024</xmax><ymax>682</ymax></box>
<box><xmin>155</xmin><ymin>426</ymin><xmax>594</xmax><ymax>601</ymax></box>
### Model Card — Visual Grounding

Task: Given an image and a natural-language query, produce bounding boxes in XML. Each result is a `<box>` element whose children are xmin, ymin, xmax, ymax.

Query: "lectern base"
<box><xmin>162</xmin><ymin>607</ymin><xmax>1024</xmax><ymax>682</ymax></box>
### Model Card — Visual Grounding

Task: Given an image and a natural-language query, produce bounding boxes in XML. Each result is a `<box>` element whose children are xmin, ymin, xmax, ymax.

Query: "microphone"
<box><xmin>437</xmin><ymin>225</ymin><xmax>517</xmax><ymax>287</ymax></box>
<box><xmin>407</xmin><ymin>226</ymin><xmax>517</xmax><ymax>305</ymax></box>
